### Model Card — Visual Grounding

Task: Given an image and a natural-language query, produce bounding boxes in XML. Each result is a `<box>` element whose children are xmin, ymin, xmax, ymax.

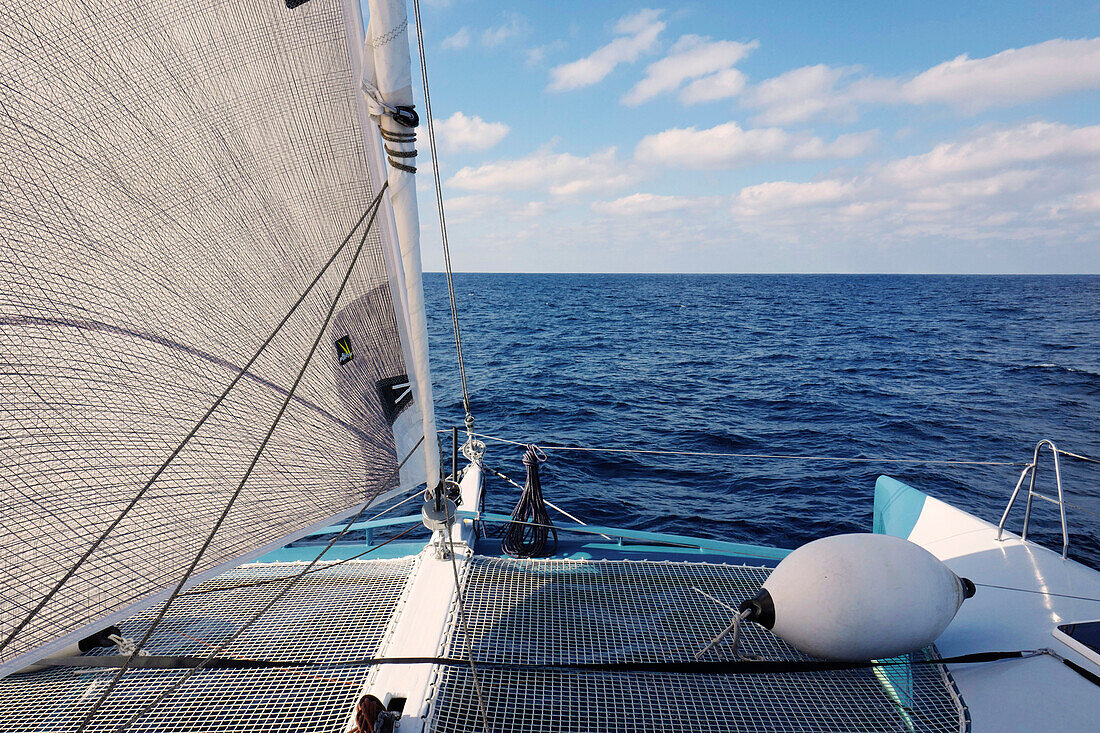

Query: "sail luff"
<box><xmin>357</xmin><ymin>0</ymin><xmax>441</xmax><ymax>491</ymax></box>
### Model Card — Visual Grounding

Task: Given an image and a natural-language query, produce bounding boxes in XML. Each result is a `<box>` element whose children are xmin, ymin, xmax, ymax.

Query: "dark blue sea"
<box><xmin>424</xmin><ymin>274</ymin><xmax>1100</xmax><ymax>569</ymax></box>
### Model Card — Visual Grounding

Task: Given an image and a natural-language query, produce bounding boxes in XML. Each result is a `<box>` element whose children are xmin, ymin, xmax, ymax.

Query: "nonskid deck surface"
<box><xmin>0</xmin><ymin>554</ymin><xmax>967</xmax><ymax>732</ymax></box>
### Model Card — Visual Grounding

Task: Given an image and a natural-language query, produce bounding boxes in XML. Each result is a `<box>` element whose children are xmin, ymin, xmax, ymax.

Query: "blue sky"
<box><xmin>389</xmin><ymin>1</ymin><xmax>1099</xmax><ymax>273</ymax></box>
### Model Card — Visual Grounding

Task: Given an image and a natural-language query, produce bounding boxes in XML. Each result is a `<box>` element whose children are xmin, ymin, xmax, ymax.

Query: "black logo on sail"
<box><xmin>335</xmin><ymin>335</ymin><xmax>353</xmax><ymax>365</ymax></box>
<box><xmin>376</xmin><ymin>375</ymin><xmax>413</xmax><ymax>423</ymax></box>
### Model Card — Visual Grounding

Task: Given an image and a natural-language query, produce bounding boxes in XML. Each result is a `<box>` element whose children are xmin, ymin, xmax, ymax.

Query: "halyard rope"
<box><xmin>410</xmin><ymin>0</ymin><xmax>473</xmax><ymax>428</ymax></box>
<box><xmin>500</xmin><ymin>446</ymin><xmax>557</xmax><ymax>558</ymax></box>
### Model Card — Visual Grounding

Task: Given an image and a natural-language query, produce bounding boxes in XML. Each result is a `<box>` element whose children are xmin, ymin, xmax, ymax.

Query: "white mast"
<box><xmin>354</xmin><ymin>0</ymin><xmax>441</xmax><ymax>492</ymax></box>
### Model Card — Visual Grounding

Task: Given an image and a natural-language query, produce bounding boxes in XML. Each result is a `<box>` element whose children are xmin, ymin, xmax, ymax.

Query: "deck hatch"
<box><xmin>429</xmin><ymin>557</ymin><xmax>968</xmax><ymax>733</ymax></box>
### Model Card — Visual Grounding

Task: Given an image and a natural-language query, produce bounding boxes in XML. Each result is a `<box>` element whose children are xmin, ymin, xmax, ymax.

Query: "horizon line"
<box><xmin>423</xmin><ymin>271</ymin><xmax>1100</xmax><ymax>276</ymax></box>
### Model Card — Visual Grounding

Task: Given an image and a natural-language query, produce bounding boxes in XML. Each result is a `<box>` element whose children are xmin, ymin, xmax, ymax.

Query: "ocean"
<box><xmin>424</xmin><ymin>274</ymin><xmax>1100</xmax><ymax>569</ymax></box>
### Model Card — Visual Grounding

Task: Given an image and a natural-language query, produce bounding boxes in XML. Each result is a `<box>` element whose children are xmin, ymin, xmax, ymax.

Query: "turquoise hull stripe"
<box><xmin>873</xmin><ymin>476</ymin><xmax>928</xmax><ymax>539</ymax></box>
<box><xmin>258</xmin><ymin>511</ymin><xmax>791</xmax><ymax>562</ymax></box>
<box><xmin>471</xmin><ymin>512</ymin><xmax>791</xmax><ymax>560</ymax></box>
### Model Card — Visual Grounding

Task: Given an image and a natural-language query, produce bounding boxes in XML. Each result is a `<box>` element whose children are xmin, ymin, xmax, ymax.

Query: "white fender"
<box><xmin>740</xmin><ymin>533</ymin><xmax>974</xmax><ymax>661</ymax></box>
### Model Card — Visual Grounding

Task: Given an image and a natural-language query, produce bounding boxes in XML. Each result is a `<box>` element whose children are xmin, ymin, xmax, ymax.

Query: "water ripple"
<box><xmin>426</xmin><ymin>274</ymin><xmax>1100</xmax><ymax>569</ymax></box>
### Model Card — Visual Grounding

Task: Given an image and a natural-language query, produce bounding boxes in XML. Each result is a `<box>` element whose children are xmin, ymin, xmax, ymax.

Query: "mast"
<box><xmin>349</xmin><ymin>0</ymin><xmax>441</xmax><ymax>493</ymax></box>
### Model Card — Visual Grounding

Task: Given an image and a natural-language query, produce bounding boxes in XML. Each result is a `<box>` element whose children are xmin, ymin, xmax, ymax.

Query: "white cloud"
<box><xmin>440</xmin><ymin>194</ymin><xmax>556</xmax><ymax>225</ymax></box>
<box><xmin>745</xmin><ymin>64</ymin><xmax>860</xmax><ymax>125</ymax></box>
<box><xmin>447</xmin><ymin>147</ymin><xmax>641</xmax><ymax>196</ymax></box>
<box><xmin>591</xmin><ymin>193</ymin><xmax>701</xmax><ymax>216</ymax></box>
<box><xmin>444</xmin><ymin>194</ymin><xmax>506</xmax><ymax>222</ymax></box>
<box><xmin>878</xmin><ymin>121</ymin><xmax>1100</xmax><ymax>187</ymax></box>
<box><xmin>525</xmin><ymin>40</ymin><xmax>567</xmax><ymax>68</ymax></box>
<box><xmin>681</xmin><ymin>68</ymin><xmax>749</xmax><ymax>104</ymax></box>
<box><xmin>441</xmin><ymin>27</ymin><xmax>471</xmax><ymax>51</ymax></box>
<box><xmin>1069</xmin><ymin>190</ymin><xmax>1100</xmax><ymax>213</ymax></box>
<box><xmin>614</xmin><ymin>8</ymin><xmax>664</xmax><ymax>36</ymax></box>
<box><xmin>790</xmin><ymin>131</ymin><xmax>880</xmax><ymax>160</ymax></box>
<box><xmin>746</xmin><ymin>38</ymin><xmax>1100</xmax><ymax>124</ymax></box>
<box><xmin>902</xmin><ymin>38</ymin><xmax>1100</xmax><ymax>111</ymax></box>
<box><xmin>635</xmin><ymin>122</ymin><xmax>877</xmax><ymax>169</ymax></box>
<box><xmin>433</xmin><ymin>112</ymin><xmax>510</xmax><ymax>153</ymax></box>
<box><xmin>548</xmin><ymin>9</ymin><xmax>664</xmax><ymax>92</ymax></box>
<box><xmin>622</xmin><ymin>35</ymin><xmax>758</xmax><ymax>105</ymax></box>
<box><xmin>636</xmin><ymin>123</ymin><xmax>787</xmax><ymax>168</ymax></box>
<box><xmin>426</xmin><ymin>122</ymin><xmax>1100</xmax><ymax>273</ymax></box>
<box><xmin>482</xmin><ymin>13</ymin><xmax>527</xmax><ymax>48</ymax></box>
<box><xmin>729</xmin><ymin>122</ymin><xmax>1100</xmax><ymax>249</ymax></box>
<box><xmin>734</xmin><ymin>179</ymin><xmax>858</xmax><ymax>214</ymax></box>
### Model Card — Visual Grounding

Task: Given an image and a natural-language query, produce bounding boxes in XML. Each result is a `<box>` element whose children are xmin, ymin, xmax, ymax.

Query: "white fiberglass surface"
<box><xmin>904</xmin><ymin>494</ymin><xmax>1100</xmax><ymax>730</ymax></box>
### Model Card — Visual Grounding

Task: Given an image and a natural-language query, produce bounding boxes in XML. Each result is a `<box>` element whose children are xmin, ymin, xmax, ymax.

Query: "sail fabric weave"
<box><xmin>0</xmin><ymin>0</ymin><xmax>431</xmax><ymax>676</ymax></box>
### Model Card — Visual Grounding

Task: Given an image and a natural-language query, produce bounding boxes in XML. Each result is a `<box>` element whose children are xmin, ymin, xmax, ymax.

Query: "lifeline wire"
<box><xmin>480</xmin><ymin>461</ymin><xmax>609</xmax><ymax>538</ymax></box>
<box><xmin>1060</xmin><ymin>449</ymin><xmax>1100</xmax><ymax>465</ymax></box>
<box><xmin>973</xmin><ymin>582</ymin><xmax>1100</xmax><ymax>604</ymax></box>
<box><xmin>477</xmin><ymin>431</ymin><xmax>1100</xmax><ymax>520</ymax></box>
<box><xmin>77</xmin><ymin>182</ymin><xmax>389</xmax><ymax>733</ymax></box>
<box><xmin>472</xmin><ymin>432</ymin><xmax>1029</xmax><ymax>466</ymax></box>
<box><xmin>0</xmin><ymin>200</ymin><xmax>379</xmax><ymax>658</ymax></box>
<box><xmin>410</xmin><ymin>0</ymin><xmax>472</xmax><ymax>420</ymax></box>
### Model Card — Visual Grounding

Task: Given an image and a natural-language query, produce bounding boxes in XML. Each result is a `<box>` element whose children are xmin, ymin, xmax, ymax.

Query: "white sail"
<box><xmin>0</xmin><ymin>0</ymin><xmax>438</xmax><ymax>677</ymax></box>
<box><xmin>349</xmin><ymin>0</ymin><xmax>441</xmax><ymax>494</ymax></box>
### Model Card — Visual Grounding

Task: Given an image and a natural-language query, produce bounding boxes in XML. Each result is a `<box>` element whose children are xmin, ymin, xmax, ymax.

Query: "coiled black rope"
<box><xmin>501</xmin><ymin>445</ymin><xmax>557</xmax><ymax>558</ymax></box>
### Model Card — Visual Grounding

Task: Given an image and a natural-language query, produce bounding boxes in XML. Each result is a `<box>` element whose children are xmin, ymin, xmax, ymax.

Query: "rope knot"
<box><xmin>522</xmin><ymin>444</ymin><xmax>547</xmax><ymax>466</ymax></box>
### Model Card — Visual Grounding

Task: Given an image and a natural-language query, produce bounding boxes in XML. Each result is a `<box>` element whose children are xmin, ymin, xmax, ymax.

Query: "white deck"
<box><xmin>904</xmin><ymin>492</ymin><xmax>1100</xmax><ymax>730</ymax></box>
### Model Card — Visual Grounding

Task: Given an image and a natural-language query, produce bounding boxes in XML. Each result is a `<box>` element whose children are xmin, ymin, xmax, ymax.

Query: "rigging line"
<box><xmin>76</xmin><ymin>182</ymin><xmax>390</xmax><ymax>733</ymax></box>
<box><xmin>1061</xmin><ymin>499</ymin><xmax>1100</xmax><ymax>522</ymax></box>
<box><xmin>108</xmin><ymin>436</ymin><xmax>424</xmax><ymax>728</ymax></box>
<box><xmin>178</xmin><ymin>522</ymin><xmax>423</xmax><ymax>598</ymax></box>
<box><xmin>180</xmin><ymin>438</ymin><xmax>425</xmax><ymax>598</ymax></box>
<box><xmin>480</xmin><ymin>461</ymin><xmax>606</xmax><ymax>536</ymax></box>
<box><xmin>973</xmin><ymin>582</ymin><xmax>1100</xmax><ymax>604</ymax></box>
<box><xmin>469</xmin><ymin>513</ymin><xmax>784</xmax><ymax>562</ymax></box>
<box><xmin>109</xmin><ymin>521</ymin><xmax>422</xmax><ymax>730</ymax></box>
<box><xmin>410</xmin><ymin>0</ymin><xmax>472</xmax><ymax>419</ymax></box>
<box><xmin>68</xmin><ymin>648</ymin><xmax>1048</xmax><ymax>675</ymax></box>
<box><xmin>0</xmin><ymin>192</ymin><xmax>383</xmax><ymax>658</ymax></box>
<box><xmin>1058</xmin><ymin>449</ymin><xmax>1100</xmax><ymax>465</ymax></box>
<box><xmin>471</xmin><ymin>432</ymin><xmax>1026</xmax><ymax>466</ymax></box>
<box><xmin>442</xmin><ymin>490</ymin><xmax>493</xmax><ymax>733</ymax></box>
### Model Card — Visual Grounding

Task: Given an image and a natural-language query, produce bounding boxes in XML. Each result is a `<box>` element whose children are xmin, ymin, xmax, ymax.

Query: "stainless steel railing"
<box><xmin>997</xmin><ymin>439</ymin><xmax>1070</xmax><ymax>558</ymax></box>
